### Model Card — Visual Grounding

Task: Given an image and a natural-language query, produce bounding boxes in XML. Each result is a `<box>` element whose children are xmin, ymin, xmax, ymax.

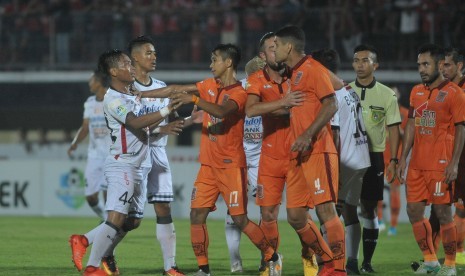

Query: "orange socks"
<box><xmin>243</xmin><ymin>220</ymin><xmax>275</xmax><ymax>261</ymax></box>
<box><xmin>441</xmin><ymin>222</ymin><xmax>457</xmax><ymax>266</ymax></box>
<box><xmin>260</xmin><ymin>220</ymin><xmax>280</xmax><ymax>251</ymax></box>
<box><xmin>297</xmin><ymin>220</ymin><xmax>333</xmax><ymax>263</ymax></box>
<box><xmin>191</xmin><ymin>224</ymin><xmax>209</xmax><ymax>266</ymax></box>
<box><xmin>324</xmin><ymin>216</ymin><xmax>346</xmax><ymax>271</ymax></box>
<box><xmin>412</xmin><ymin>219</ymin><xmax>437</xmax><ymax>262</ymax></box>
<box><xmin>455</xmin><ymin>215</ymin><xmax>465</xmax><ymax>253</ymax></box>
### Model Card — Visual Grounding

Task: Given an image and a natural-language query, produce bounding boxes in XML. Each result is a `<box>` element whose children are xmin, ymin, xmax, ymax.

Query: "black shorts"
<box><xmin>361</xmin><ymin>152</ymin><xmax>385</xmax><ymax>201</ymax></box>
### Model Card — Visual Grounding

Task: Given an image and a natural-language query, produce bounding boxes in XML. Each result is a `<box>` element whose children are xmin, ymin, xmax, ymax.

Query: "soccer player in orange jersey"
<box><xmin>245</xmin><ymin>32</ymin><xmax>310</xmax><ymax>274</ymax></box>
<box><xmin>397</xmin><ymin>44</ymin><xmax>465</xmax><ymax>275</ymax></box>
<box><xmin>274</xmin><ymin>25</ymin><xmax>346</xmax><ymax>276</ymax></box>
<box><xmin>438</xmin><ymin>47</ymin><xmax>465</xmax><ymax>264</ymax></box>
<box><xmin>166</xmin><ymin>44</ymin><xmax>282</xmax><ymax>276</ymax></box>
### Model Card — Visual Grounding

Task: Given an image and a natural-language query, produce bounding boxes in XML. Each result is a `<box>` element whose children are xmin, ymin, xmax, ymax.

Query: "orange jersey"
<box><xmin>246</xmin><ymin>66</ymin><xmax>292</xmax><ymax>160</ymax></box>
<box><xmin>408</xmin><ymin>80</ymin><xmax>465</xmax><ymax>171</ymax></box>
<box><xmin>196</xmin><ymin>78</ymin><xmax>247</xmax><ymax>168</ymax></box>
<box><xmin>288</xmin><ymin>56</ymin><xmax>337</xmax><ymax>158</ymax></box>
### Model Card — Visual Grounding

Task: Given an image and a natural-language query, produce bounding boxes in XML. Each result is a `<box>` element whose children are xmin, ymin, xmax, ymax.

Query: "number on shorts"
<box><xmin>119</xmin><ymin>191</ymin><xmax>134</xmax><ymax>205</ymax></box>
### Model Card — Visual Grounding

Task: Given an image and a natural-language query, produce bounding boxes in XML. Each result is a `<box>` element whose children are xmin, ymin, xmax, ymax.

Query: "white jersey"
<box><xmin>134</xmin><ymin>77</ymin><xmax>169</xmax><ymax>147</ymax></box>
<box><xmin>241</xmin><ymin>78</ymin><xmax>263</xmax><ymax>158</ymax></box>
<box><xmin>243</xmin><ymin>115</ymin><xmax>263</xmax><ymax>158</ymax></box>
<box><xmin>331</xmin><ymin>85</ymin><xmax>371</xmax><ymax>170</ymax></box>
<box><xmin>83</xmin><ymin>95</ymin><xmax>112</xmax><ymax>158</ymax></box>
<box><xmin>104</xmin><ymin>88</ymin><xmax>150</xmax><ymax>168</ymax></box>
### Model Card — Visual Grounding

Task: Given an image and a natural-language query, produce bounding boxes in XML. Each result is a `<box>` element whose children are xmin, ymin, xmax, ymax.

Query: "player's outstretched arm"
<box><xmin>68</xmin><ymin>119</ymin><xmax>89</xmax><ymax>157</ymax></box>
<box><xmin>245</xmin><ymin>92</ymin><xmax>304</xmax><ymax>118</ymax></box>
<box><xmin>142</xmin><ymin>84</ymin><xmax>199</xmax><ymax>98</ymax></box>
<box><xmin>171</xmin><ymin>92</ymin><xmax>238</xmax><ymax>119</ymax></box>
<box><xmin>125</xmin><ymin>99</ymin><xmax>182</xmax><ymax>130</ymax></box>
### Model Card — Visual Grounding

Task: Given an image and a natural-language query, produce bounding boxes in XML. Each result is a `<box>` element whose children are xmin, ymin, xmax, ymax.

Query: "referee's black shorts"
<box><xmin>361</xmin><ymin>151</ymin><xmax>385</xmax><ymax>201</ymax></box>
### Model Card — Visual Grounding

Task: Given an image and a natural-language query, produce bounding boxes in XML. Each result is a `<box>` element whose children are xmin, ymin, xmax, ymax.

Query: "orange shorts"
<box><xmin>191</xmin><ymin>165</ymin><xmax>248</xmax><ymax>216</ymax></box>
<box><xmin>255</xmin><ymin>154</ymin><xmax>288</xmax><ymax>207</ymax></box>
<box><xmin>406</xmin><ymin>168</ymin><xmax>454</xmax><ymax>204</ymax></box>
<box><xmin>287</xmin><ymin>153</ymin><xmax>339</xmax><ymax>208</ymax></box>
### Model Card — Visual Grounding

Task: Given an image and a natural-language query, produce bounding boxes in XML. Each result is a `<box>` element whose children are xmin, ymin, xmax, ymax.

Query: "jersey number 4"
<box><xmin>119</xmin><ymin>191</ymin><xmax>134</xmax><ymax>205</ymax></box>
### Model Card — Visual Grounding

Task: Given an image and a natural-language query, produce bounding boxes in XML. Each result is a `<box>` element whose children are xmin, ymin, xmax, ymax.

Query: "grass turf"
<box><xmin>1</xmin><ymin>216</ymin><xmax>463</xmax><ymax>275</ymax></box>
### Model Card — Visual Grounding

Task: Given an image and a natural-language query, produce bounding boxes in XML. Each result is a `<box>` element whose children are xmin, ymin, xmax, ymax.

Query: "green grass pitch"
<box><xmin>1</xmin><ymin>216</ymin><xmax>464</xmax><ymax>275</ymax></box>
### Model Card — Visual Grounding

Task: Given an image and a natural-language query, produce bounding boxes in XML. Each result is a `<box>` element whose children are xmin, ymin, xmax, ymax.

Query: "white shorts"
<box><xmin>338</xmin><ymin>165</ymin><xmax>368</xmax><ymax>206</ymax></box>
<box><xmin>246</xmin><ymin>151</ymin><xmax>260</xmax><ymax>195</ymax></box>
<box><xmin>104</xmin><ymin>158</ymin><xmax>150</xmax><ymax>218</ymax></box>
<box><xmin>84</xmin><ymin>158</ymin><xmax>107</xmax><ymax>196</ymax></box>
<box><xmin>145</xmin><ymin>147</ymin><xmax>173</xmax><ymax>203</ymax></box>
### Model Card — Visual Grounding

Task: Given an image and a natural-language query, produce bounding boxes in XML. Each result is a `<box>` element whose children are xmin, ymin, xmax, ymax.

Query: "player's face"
<box><xmin>442</xmin><ymin>55</ymin><xmax>458</xmax><ymax>81</ymax></box>
<box><xmin>274</xmin><ymin>37</ymin><xmax>289</xmax><ymax>64</ymax></box>
<box><xmin>116</xmin><ymin>54</ymin><xmax>136</xmax><ymax>83</ymax></box>
<box><xmin>352</xmin><ymin>50</ymin><xmax>377</xmax><ymax>79</ymax></box>
<box><xmin>262</xmin><ymin>37</ymin><xmax>279</xmax><ymax>70</ymax></box>
<box><xmin>210</xmin><ymin>51</ymin><xmax>228</xmax><ymax>78</ymax></box>
<box><xmin>132</xmin><ymin>43</ymin><xmax>157</xmax><ymax>72</ymax></box>
<box><xmin>418</xmin><ymin>52</ymin><xmax>440</xmax><ymax>85</ymax></box>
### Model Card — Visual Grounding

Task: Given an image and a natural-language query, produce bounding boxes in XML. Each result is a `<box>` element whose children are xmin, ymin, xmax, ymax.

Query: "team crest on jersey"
<box><xmin>370</xmin><ymin>106</ymin><xmax>385</xmax><ymax>123</ymax></box>
<box><xmin>294</xmin><ymin>71</ymin><xmax>303</xmax><ymax>85</ymax></box>
<box><xmin>116</xmin><ymin>105</ymin><xmax>127</xmax><ymax>117</ymax></box>
<box><xmin>435</xmin><ymin>91</ymin><xmax>447</xmax><ymax>102</ymax></box>
<box><xmin>208</xmin><ymin>89</ymin><xmax>215</xmax><ymax>96</ymax></box>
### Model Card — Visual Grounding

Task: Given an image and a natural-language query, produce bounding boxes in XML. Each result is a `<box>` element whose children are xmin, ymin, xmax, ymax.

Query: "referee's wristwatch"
<box><xmin>390</xmin><ymin>158</ymin><xmax>399</xmax><ymax>164</ymax></box>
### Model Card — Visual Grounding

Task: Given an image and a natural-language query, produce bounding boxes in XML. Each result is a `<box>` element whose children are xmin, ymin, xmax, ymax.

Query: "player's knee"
<box><xmin>154</xmin><ymin>202</ymin><xmax>171</xmax><ymax>217</ymax></box>
<box><xmin>122</xmin><ymin>218</ymin><xmax>142</xmax><ymax>232</ymax></box>
<box><xmin>86</xmin><ymin>194</ymin><xmax>99</xmax><ymax>206</ymax></box>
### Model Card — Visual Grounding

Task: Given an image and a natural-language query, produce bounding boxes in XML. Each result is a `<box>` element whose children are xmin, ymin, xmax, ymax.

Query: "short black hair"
<box><xmin>127</xmin><ymin>35</ymin><xmax>156</xmax><ymax>55</ymax></box>
<box><xmin>444</xmin><ymin>47</ymin><xmax>464</xmax><ymax>64</ymax></box>
<box><xmin>418</xmin><ymin>43</ymin><xmax>445</xmax><ymax>63</ymax></box>
<box><xmin>354</xmin><ymin>44</ymin><xmax>379</xmax><ymax>63</ymax></box>
<box><xmin>258</xmin><ymin>32</ymin><xmax>275</xmax><ymax>52</ymax></box>
<box><xmin>97</xmin><ymin>49</ymin><xmax>125</xmax><ymax>84</ymax></box>
<box><xmin>311</xmin><ymin>48</ymin><xmax>340</xmax><ymax>73</ymax></box>
<box><xmin>93</xmin><ymin>69</ymin><xmax>109</xmax><ymax>88</ymax></box>
<box><xmin>275</xmin><ymin>25</ymin><xmax>305</xmax><ymax>52</ymax></box>
<box><xmin>212</xmin><ymin>43</ymin><xmax>241</xmax><ymax>70</ymax></box>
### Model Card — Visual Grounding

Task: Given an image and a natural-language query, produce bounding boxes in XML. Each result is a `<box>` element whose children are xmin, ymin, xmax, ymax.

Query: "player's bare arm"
<box><xmin>291</xmin><ymin>95</ymin><xmax>338</xmax><ymax>152</ymax></box>
<box><xmin>445</xmin><ymin>123</ymin><xmax>465</xmax><ymax>183</ymax></box>
<box><xmin>68</xmin><ymin>119</ymin><xmax>90</xmax><ymax>157</ymax></box>
<box><xmin>124</xmin><ymin>99</ymin><xmax>182</xmax><ymax>130</ymax></box>
<box><xmin>397</xmin><ymin>118</ymin><xmax>415</xmax><ymax>184</ymax></box>
<box><xmin>183</xmin><ymin>105</ymin><xmax>204</xmax><ymax>127</ymax></box>
<box><xmin>141</xmin><ymin>84</ymin><xmax>199</xmax><ymax>98</ymax></box>
<box><xmin>245</xmin><ymin>91</ymin><xmax>304</xmax><ymax>117</ymax></box>
<box><xmin>171</xmin><ymin>92</ymin><xmax>238</xmax><ymax>119</ymax></box>
<box><xmin>386</xmin><ymin>124</ymin><xmax>400</xmax><ymax>183</ymax></box>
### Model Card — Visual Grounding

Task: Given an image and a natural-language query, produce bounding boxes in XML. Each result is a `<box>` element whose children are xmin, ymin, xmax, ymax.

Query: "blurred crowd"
<box><xmin>0</xmin><ymin>0</ymin><xmax>464</xmax><ymax>70</ymax></box>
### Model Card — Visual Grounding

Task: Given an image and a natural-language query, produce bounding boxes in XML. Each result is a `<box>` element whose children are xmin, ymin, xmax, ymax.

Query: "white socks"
<box><xmin>346</xmin><ymin>222</ymin><xmax>361</xmax><ymax>260</ymax></box>
<box><xmin>157</xmin><ymin>223</ymin><xmax>176</xmax><ymax>271</ymax></box>
<box><xmin>225</xmin><ymin>214</ymin><xmax>242</xmax><ymax>265</ymax></box>
<box><xmin>87</xmin><ymin>223</ymin><xmax>118</xmax><ymax>267</ymax></box>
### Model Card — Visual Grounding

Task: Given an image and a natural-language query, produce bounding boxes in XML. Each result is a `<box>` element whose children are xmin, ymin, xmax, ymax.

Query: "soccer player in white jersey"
<box><xmin>225</xmin><ymin>56</ymin><xmax>265</xmax><ymax>273</ymax></box>
<box><xmin>312</xmin><ymin>48</ymin><xmax>371</xmax><ymax>275</ymax></box>
<box><xmin>128</xmin><ymin>35</ymin><xmax>186</xmax><ymax>276</ymax></box>
<box><xmin>68</xmin><ymin>70</ymin><xmax>111</xmax><ymax>221</ymax></box>
<box><xmin>68</xmin><ymin>49</ymin><xmax>181</xmax><ymax>276</ymax></box>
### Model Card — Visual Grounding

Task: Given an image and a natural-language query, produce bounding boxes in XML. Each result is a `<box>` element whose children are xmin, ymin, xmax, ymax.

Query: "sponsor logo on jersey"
<box><xmin>416</xmin><ymin>92</ymin><xmax>424</xmax><ymax>96</ymax></box>
<box><xmin>116</xmin><ymin>105</ymin><xmax>127</xmax><ymax>117</ymax></box>
<box><xmin>263</xmin><ymin>84</ymin><xmax>272</xmax><ymax>89</ymax></box>
<box><xmin>208</xmin><ymin>89</ymin><xmax>215</xmax><ymax>96</ymax></box>
<box><xmin>435</xmin><ymin>91</ymin><xmax>447</xmax><ymax>102</ymax></box>
<box><xmin>56</xmin><ymin>168</ymin><xmax>86</xmax><ymax>210</ymax></box>
<box><xmin>415</xmin><ymin>109</ymin><xmax>436</xmax><ymax>129</ymax></box>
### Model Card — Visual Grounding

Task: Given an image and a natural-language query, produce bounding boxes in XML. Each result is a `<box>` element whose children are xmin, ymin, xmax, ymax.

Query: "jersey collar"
<box><xmin>355</xmin><ymin>77</ymin><xmax>376</xmax><ymax>89</ymax></box>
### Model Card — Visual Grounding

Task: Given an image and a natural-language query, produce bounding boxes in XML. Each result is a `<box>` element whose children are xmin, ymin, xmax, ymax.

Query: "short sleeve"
<box><xmin>450</xmin><ymin>87</ymin><xmax>465</xmax><ymax>124</ymax></box>
<box><xmin>196</xmin><ymin>78</ymin><xmax>216</xmax><ymax>99</ymax></box>
<box><xmin>313</xmin><ymin>67</ymin><xmax>335</xmax><ymax>100</ymax></box>
<box><xmin>229</xmin><ymin>88</ymin><xmax>248</xmax><ymax>112</ymax></box>
<box><xmin>245</xmin><ymin>72</ymin><xmax>261</xmax><ymax>97</ymax></box>
<box><xmin>385</xmin><ymin>91</ymin><xmax>401</xmax><ymax>126</ymax></box>
<box><xmin>83</xmin><ymin>100</ymin><xmax>91</xmax><ymax>119</ymax></box>
<box><xmin>106</xmin><ymin>98</ymin><xmax>131</xmax><ymax>124</ymax></box>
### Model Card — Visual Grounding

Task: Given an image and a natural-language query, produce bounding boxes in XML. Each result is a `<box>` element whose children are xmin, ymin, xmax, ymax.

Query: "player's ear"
<box><xmin>225</xmin><ymin>57</ymin><xmax>233</xmax><ymax>69</ymax></box>
<box><xmin>109</xmin><ymin>67</ymin><xmax>118</xmax><ymax>77</ymax></box>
